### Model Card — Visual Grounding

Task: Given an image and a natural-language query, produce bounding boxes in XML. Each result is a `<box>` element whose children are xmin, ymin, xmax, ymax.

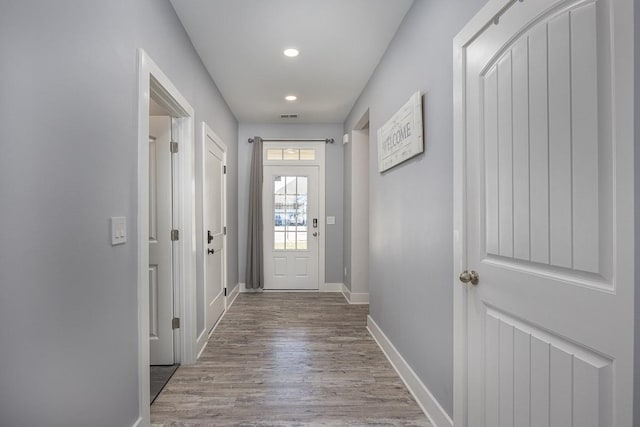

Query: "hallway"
<box><xmin>150</xmin><ymin>293</ymin><xmax>430</xmax><ymax>426</ymax></box>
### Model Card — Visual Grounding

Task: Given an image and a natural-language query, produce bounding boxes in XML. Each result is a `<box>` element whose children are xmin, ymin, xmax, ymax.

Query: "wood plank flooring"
<box><xmin>151</xmin><ymin>293</ymin><xmax>431</xmax><ymax>426</ymax></box>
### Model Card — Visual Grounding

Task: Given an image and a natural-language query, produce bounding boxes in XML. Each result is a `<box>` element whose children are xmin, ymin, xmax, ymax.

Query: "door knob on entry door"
<box><xmin>312</xmin><ymin>232</ymin><xmax>318</xmax><ymax>237</ymax></box>
<box><xmin>207</xmin><ymin>248</ymin><xmax>215</xmax><ymax>255</ymax></box>
<box><xmin>459</xmin><ymin>270</ymin><xmax>479</xmax><ymax>285</ymax></box>
<box><xmin>207</xmin><ymin>230</ymin><xmax>213</xmax><ymax>244</ymax></box>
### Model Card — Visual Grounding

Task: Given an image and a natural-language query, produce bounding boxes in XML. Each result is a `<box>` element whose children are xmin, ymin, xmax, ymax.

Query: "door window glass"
<box><xmin>273</xmin><ymin>175</ymin><xmax>308</xmax><ymax>250</ymax></box>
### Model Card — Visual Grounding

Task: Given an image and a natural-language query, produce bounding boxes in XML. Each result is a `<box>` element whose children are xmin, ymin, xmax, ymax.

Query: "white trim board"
<box><xmin>131</xmin><ymin>417</ymin><xmax>143</xmax><ymax>427</ymax></box>
<box><xmin>226</xmin><ymin>283</ymin><xmax>240</xmax><ymax>308</ymax></box>
<box><xmin>195</xmin><ymin>283</ymin><xmax>241</xmax><ymax>360</ymax></box>
<box><xmin>341</xmin><ymin>284</ymin><xmax>369</xmax><ymax>304</ymax></box>
<box><xmin>239</xmin><ymin>282</ymin><xmax>344</xmax><ymax>293</ymax></box>
<box><xmin>239</xmin><ymin>282</ymin><xmax>261</xmax><ymax>293</ymax></box>
<box><xmin>367</xmin><ymin>315</ymin><xmax>452</xmax><ymax>427</ymax></box>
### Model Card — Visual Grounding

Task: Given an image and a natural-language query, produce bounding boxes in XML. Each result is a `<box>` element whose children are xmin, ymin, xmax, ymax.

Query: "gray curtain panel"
<box><xmin>245</xmin><ymin>136</ymin><xmax>264</xmax><ymax>289</ymax></box>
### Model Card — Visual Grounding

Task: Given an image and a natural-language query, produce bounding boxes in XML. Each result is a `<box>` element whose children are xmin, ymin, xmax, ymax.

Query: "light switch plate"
<box><xmin>326</xmin><ymin>216</ymin><xmax>336</xmax><ymax>225</ymax></box>
<box><xmin>111</xmin><ymin>217</ymin><xmax>127</xmax><ymax>246</ymax></box>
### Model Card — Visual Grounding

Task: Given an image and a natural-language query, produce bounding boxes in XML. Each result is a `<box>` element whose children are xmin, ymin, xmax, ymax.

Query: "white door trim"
<box><xmin>196</xmin><ymin>122</ymin><xmax>228</xmax><ymax>357</ymax></box>
<box><xmin>263</xmin><ymin>141</ymin><xmax>326</xmax><ymax>291</ymax></box>
<box><xmin>452</xmin><ymin>1</ymin><xmax>635</xmax><ymax>426</ymax></box>
<box><xmin>136</xmin><ymin>49</ymin><xmax>197</xmax><ymax>426</ymax></box>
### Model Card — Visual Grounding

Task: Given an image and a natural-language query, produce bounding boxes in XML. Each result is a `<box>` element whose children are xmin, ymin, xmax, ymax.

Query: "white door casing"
<box><xmin>148</xmin><ymin>116</ymin><xmax>175</xmax><ymax>365</ymax></box>
<box><xmin>204</xmin><ymin>127</ymin><xmax>226</xmax><ymax>333</ymax></box>
<box><xmin>263</xmin><ymin>165</ymin><xmax>320</xmax><ymax>290</ymax></box>
<box><xmin>136</xmin><ymin>49</ymin><xmax>197</xmax><ymax>425</ymax></box>
<box><xmin>453</xmin><ymin>1</ymin><xmax>634</xmax><ymax>426</ymax></box>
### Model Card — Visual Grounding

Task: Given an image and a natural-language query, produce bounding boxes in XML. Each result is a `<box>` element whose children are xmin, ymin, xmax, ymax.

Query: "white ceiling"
<box><xmin>169</xmin><ymin>0</ymin><xmax>414</xmax><ymax>123</ymax></box>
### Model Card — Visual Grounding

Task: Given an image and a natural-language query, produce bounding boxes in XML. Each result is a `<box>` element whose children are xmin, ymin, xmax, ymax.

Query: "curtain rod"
<box><xmin>248</xmin><ymin>137</ymin><xmax>334</xmax><ymax>144</ymax></box>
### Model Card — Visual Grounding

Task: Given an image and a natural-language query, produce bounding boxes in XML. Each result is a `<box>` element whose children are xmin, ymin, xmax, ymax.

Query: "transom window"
<box><xmin>267</xmin><ymin>148</ymin><xmax>316</xmax><ymax>161</ymax></box>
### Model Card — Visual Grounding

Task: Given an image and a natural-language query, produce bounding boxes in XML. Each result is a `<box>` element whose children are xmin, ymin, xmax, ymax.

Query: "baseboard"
<box><xmin>131</xmin><ymin>416</ymin><xmax>143</xmax><ymax>427</ymax></box>
<box><xmin>195</xmin><ymin>326</ymin><xmax>208</xmax><ymax>358</ymax></box>
<box><xmin>196</xmin><ymin>283</ymin><xmax>241</xmax><ymax>360</ymax></box>
<box><xmin>240</xmin><ymin>282</ymin><xmax>344</xmax><ymax>293</ymax></box>
<box><xmin>239</xmin><ymin>282</ymin><xmax>262</xmax><ymax>293</ymax></box>
<box><xmin>341</xmin><ymin>283</ymin><xmax>369</xmax><ymax>304</ymax></box>
<box><xmin>367</xmin><ymin>315</ymin><xmax>453</xmax><ymax>427</ymax></box>
<box><xmin>227</xmin><ymin>283</ymin><xmax>240</xmax><ymax>308</ymax></box>
<box><xmin>320</xmin><ymin>282</ymin><xmax>343</xmax><ymax>292</ymax></box>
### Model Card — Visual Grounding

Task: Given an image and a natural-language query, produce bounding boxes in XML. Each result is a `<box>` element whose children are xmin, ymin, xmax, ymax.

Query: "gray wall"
<box><xmin>635</xmin><ymin>0</ymin><xmax>639</xmax><ymax>421</ymax></box>
<box><xmin>343</xmin><ymin>0</ymin><xmax>486</xmax><ymax>416</ymax></box>
<box><xmin>238</xmin><ymin>123</ymin><xmax>344</xmax><ymax>284</ymax></box>
<box><xmin>0</xmin><ymin>1</ymin><xmax>238</xmax><ymax>426</ymax></box>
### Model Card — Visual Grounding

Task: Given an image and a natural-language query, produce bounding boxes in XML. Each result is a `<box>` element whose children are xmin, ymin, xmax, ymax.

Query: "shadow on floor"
<box><xmin>150</xmin><ymin>364</ymin><xmax>179</xmax><ymax>404</ymax></box>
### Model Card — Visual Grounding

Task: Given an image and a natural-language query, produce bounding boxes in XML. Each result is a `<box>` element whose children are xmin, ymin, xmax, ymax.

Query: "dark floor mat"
<box><xmin>150</xmin><ymin>364</ymin><xmax>179</xmax><ymax>404</ymax></box>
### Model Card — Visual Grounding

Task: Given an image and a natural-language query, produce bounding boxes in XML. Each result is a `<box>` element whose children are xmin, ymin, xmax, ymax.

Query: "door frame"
<box><xmin>136</xmin><ymin>49</ymin><xmax>197</xmax><ymax>425</ymax></box>
<box><xmin>347</xmin><ymin>109</ymin><xmax>371</xmax><ymax>303</ymax></box>
<box><xmin>452</xmin><ymin>1</ymin><xmax>635</xmax><ymax>426</ymax></box>
<box><xmin>263</xmin><ymin>141</ymin><xmax>326</xmax><ymax>291</ymax></box>
<box><xmin>196</xmin><ymin>122</ymin><xmax>228</xmax><ymax>357</ymax></box>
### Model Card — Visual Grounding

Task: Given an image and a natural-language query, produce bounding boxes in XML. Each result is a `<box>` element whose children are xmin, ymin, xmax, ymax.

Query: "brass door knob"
<box><xmin>459</xmin><ymin>270</ymin><xmax>479</xmax><ymax>285</ymax></box>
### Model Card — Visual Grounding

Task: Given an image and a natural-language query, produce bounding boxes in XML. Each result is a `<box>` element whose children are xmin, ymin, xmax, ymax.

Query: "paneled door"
<box><xmin>457</xmin><ymin>0</ymin><xmax>633</xmax><ymax>426</ymax></box>
<box><xmin>149</xmin><ymin>116</ymin><xmax>174</xmax><ymax>365</ymax></box>
<box><xmin>204</xmin><ymin>133</ymin><xmax>225</xmax><ymax>333</ymax></box>
<box><xmin>263</xmin><ymin>166</ymin><xmax>319</xmax><ymax>290</ymax></box>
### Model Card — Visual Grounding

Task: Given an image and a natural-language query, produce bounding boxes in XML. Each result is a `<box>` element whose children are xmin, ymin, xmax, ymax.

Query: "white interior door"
<box><xmin>204</xmin><ymin>134</ymin><xmax>225</xmax><ymax>333</ymax></box>
<box><xmin>263</xmin><ymin>165</ymin><xmax>319</xmax><ymax>290</ymax></box>
<box><xmin>459</xmin><ymin>0</ymin><xmax>633</xmax><ymax>426</ymax></box>
<box><xmin>149</xmin><ymin>116</ymin><xmax>174</xmax><ymax>365</ymax></box>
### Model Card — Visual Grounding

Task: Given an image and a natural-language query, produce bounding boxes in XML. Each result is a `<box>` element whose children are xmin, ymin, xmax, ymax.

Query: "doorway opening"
<box><xmin>262</xmin><ymin>141</ymin><xmax>326</xmax><ymax>290</ymax></box>
<box><xmin>344</xmin><ymin>110</ymin><xmax>370</xmax><ymax>304</ymax></box>
<box><xmin>136</xmin><ymin>49</ymin><xmax>197</xmax><ymax>425</ymax></box>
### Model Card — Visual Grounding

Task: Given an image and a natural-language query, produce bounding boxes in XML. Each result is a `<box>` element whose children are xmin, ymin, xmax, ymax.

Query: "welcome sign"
<box><xmin>377</xmin><ymin>91</ymin><xmax>423</xmax><ymax>172</ymax></box>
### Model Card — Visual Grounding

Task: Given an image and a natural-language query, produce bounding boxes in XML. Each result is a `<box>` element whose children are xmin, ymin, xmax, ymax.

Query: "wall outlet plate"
<box><xmin>111</xmin><ymin>217</ymin><xmax>127</xmax><ymax>246</ymax></box>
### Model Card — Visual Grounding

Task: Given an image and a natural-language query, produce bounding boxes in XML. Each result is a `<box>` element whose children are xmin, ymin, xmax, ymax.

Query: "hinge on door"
<box><xmin>224</xmin><ymin>288</ymin><xmax>227</xmax><ymax>296</ymax></box>
<box><xmin>223</xmin><ymin>226</ymin><xmax>227</xmax><ymax>235</ymax></box>
<box><xmin>172</xmin><ymin>317</ymin><xmax>180</xmax><ymax>329</ymax></box>
<box><xmin>223</xmin><ymin>165</ymin><xmax>227</xmax><ymax>174</ymax></box>
<box><xmin>170</xmin><ymin>141</ymin><xmax>178</xmax><ymax>153</ymax></box>
<box><xmin>171</xmin><ymin>229</ymin><xmax>179</xmax><ymax>241</ymax></box>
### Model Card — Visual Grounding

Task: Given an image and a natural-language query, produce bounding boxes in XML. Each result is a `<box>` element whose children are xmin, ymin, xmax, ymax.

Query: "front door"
<box><xmin>149</xmin><ymin>116</ymin><xmax>174</xmax><ymax>365</ymax></box>
<box><xmin>204</xmin><ymin>133</ymin><xmax>225</xmax><ymax>333</ymax></box>
<box><xmin>458</xmin><ymin>0</ymin><xmax>633</xmax><ymax>425</ymax></box>
<box><xmin>263</xmin><ymin>165</ymin><xmax>319</xmax><ymax>290</ymax></box>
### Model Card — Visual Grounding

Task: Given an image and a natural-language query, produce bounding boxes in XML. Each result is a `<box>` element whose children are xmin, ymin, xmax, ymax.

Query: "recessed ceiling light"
<box><xmin>283</xmin><ymin>48</ymin><xmax>299</xmax><ymax>57</ymax></box>
<box><xmin>285</xmin><ymin>95</ymin><xmax>297</xmax><ymax>101</ymax></box>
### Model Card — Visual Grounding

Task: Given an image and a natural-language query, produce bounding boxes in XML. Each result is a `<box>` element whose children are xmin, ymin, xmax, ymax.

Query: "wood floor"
<box><xmin>151</xmin><ymin>293</ymin><xmax>430</xmax><ymax>426</ymax></box>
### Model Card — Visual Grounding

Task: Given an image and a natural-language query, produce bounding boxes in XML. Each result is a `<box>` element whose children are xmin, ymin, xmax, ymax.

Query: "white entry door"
<box><xmin>204</xmin><ymin>133</ymin><xmax>226</xmax><ymax>333</ymax></box>
<box><xmin>263</xmin><ymin>165</ymin><xmax>319</xmax><ymax>290</ymax></box>
<box><xmin>149</xmin><ymin>116</ymin><xmax>174</xmax><ymax>365</ymax></box>
<box><xmin>457</xmin><ymin>0</ymin><xmax>633</xmax><ymax>426</ymax></box>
